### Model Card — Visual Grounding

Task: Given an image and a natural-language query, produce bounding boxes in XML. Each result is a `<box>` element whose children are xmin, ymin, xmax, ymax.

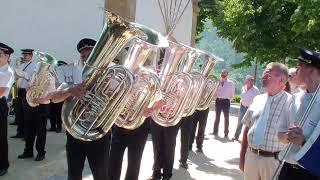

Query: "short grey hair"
<box><xmin>267</xmin><ymin>62</ymin><xmax>289</xmax><ymax>83</ymax></box>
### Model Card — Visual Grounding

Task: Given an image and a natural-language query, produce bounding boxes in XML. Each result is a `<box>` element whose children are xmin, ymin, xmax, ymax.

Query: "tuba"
<box><xmin>62</xmin><ymin>11</ymin><xmax>167</xmax><ymax>141</ymax></box>
<box><xmin>114</xmin><ymin>39</ymin><xmax>162</xmax><ymax>130</ymax></box>
<box><xmin>151</xmin><ymin>41</ymin><xmax>195</xmax><ymax>127</ymax></box>
<box><xmin>197</xmin><ymin>53</ymin><xmax>222</xmax><ymax>110</ymax></box>
<box><xmin>26</xmin><ymin>52</ymin><xmax>58</xmax><ymax>107</ymax></box>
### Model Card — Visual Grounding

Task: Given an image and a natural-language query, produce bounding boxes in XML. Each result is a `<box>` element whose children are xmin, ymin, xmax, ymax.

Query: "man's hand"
<box><xmin>31</xmin><ymin>92</ymin><xmax>53</xmax><ymax>104</ymax></box>
<box><xmin>143</xmin><ymin>100</ymin><xmax>166</xmax><ymax>117</ymax></box>
<box><xmin>68</xmin><ymin>83</ymin><xmax>86</xmax><ymax>99</ymax></box>
<box><xmin>287</xmin><ymin>126</ymin><xmax>305</xmax><ymax>146</ymax></box>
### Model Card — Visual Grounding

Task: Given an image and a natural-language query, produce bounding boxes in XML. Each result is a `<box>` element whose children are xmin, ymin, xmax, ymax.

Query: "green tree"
<box><xmin>197</xmin><ymin>0</ymin><xmax>320</xmax><ymax>67</ymax></box>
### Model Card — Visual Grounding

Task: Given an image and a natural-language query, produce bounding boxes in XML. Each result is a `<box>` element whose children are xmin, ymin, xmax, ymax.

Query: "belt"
<box><xmin>241</xmin><ymin>104</ymin><xmax>249</xmax><ymax>108</ymax></box>
<box><xmin>249</xmin><ymin>147</ymin><xmax>279</xmax><ymax>157</ymax></box>
<box><xmin>216</xmin><ymin>98</ymin><xmax>229</xmax><ymax>101</ymax></box>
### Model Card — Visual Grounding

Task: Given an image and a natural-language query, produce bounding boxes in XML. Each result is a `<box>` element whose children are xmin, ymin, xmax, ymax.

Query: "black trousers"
<box><xmin>179</xmin><ymin>115</ymin><xmax>194</xmax><ymax>163</ymax></box>
<box><xmin>49</xmin><ymin>102</ymin><xmax>63</xmax><ymax>130</ymax></box>
<box><xmin>24</xmin><ymin>104</ymin><xmax>49</xmax><ymax>155</ymax></box>
<box><xmin>150</xmin><ymin>120</ymin><xmax>180</xmax><ymax>179</ymax></box>
<box><xmin>279</xmin><ymin>162</ymin><xmax>319</xmax><ymax>180</ymax></box>
<box><xmin>190</xmin><ymin>108</ymin><xmax>209</xmax><ymax>149</ymax></box>
<box><xmin>0</xmin><ymin>97</ymin><xmax>9</xmax><ymax>170</ymax></box>
<box><xmin>66</xmin><ymin>132</ymin><xmax>111</xmax><ymax>180</ymax></box>
<box><xmin>213</xmin><ymin>98</ymin><xmax>230</xmax><ymax>136</ymax></box>
<box><xmin>15</xmin><ymin>89</ymin><xmax>26</xmax><ymax>136</ymax></box>
<box><xmin>108</xmin><ymin>119</ymin><xmax>150</xmax><ymax>180</ymax></box>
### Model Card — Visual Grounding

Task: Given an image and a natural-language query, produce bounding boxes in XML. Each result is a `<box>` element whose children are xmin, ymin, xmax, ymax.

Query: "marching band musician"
<box><xmin>277</xmin><ymin>48</ymin><xmax>320</xmax><ymax>179</ymax></box>
<box><xmin>11</xmin><ymin>49</ymin><xmax>37</xmax><ymax>139</ymax></box>
<box><xmin>189</xmin><ymin>108</ymin><xmax>210</xmax><ymax>153</ymax></box>
<box><xmin>50</xmin><ymin>38</ymin><xmax>111</xmax><ymax>180</ymax></box>
<box><xmin>178</xmin><ymin>114</ymin><xmax>194</xmax><ymax>169</ymax></box>
<box><xmin>48</xmin><ymin>60</ymin><xmax>68</xmax><ymax>133</ymax></box>
<box><xmin>108</xmin><ymin>48</ymin><xmax>152</xmax><ymax>180</ymax></box>
<box><xmin>0</xmin><ymin>43</ymin><xmax>14</xmax><ymax>176</ymax></box>
<box><xmin>17</xmin><ymin>50</ymin><xmax>55</xmax><ymax>161</ymax></box>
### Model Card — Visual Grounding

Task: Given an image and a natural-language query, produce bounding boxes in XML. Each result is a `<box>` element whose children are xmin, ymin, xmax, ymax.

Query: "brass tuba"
<box><xmin>151</xmin><ymin>41</ymin><xmax>195</xmax><ymax>127</ymax></box>
<box><xmin>26</xmin><ymin>52</ymin><xmax>58</xmax><ymax>107</ymax></box>
<box><xmin>62</xmin><ymin>11</ymin><xmax>167</xmax><ymax>141</ymax></box>
<box><xmin>115</xmin><ymin>39</ymin><xmax>162</xmax><ymax>130</ymax></box>
<box><xmin>197</xmin><ymin>53</ymin><xmax>222</xmax><ymax>110</ymax></box>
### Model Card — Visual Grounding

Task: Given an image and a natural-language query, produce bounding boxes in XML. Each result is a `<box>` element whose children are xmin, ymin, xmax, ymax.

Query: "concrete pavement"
<box><xmin>3</xmin><ymin>110</ymin><xmax>243</xmax><ymax>180</ymax></box>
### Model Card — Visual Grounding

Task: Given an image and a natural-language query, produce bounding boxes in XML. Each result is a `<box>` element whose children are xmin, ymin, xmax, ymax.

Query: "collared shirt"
<box><xmin>17</xmin><ymin>60</ymin><xmax>37</xmax><ymax>89</ymax></box>
<box><xmin>55</xmin><ymin>64</ymin><xmax>82</xmax><ymax>85</ymax></box>
<box><xmin>240</xmin><ymin>85</ymin><xmax>260</xmax><ymax>107</ymax></box>
<box><xmin>278</xmin><ymin>91</ymin><xmax>320</xmax><ymax>164</ymax></box>
<box><xmin>216</xmin><ymin>79</ymin><xmax>235</xmax><ymax>100</ymax></box>
<box><xmin>57</xmin><ymin>64</ymin><xmax>83</xmax><ymax>90</ymax></box>
<box><xmin>0</xmin><ymin>63</ymin><xmax>14</xmax><ymax>98</ymax></box>
<box><xmin>244</xmin><ymin>90</ymin><xmax>292</xmax><ymax>152</ymax></box>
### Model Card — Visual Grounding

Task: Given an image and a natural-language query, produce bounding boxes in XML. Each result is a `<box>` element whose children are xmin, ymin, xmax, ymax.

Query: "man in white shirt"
<box><xmin>232</xmin><ymin>75</ymin><xmax>260</xmax><ymax>141</ymax></box>
<box><xmin>51</xmin><ymin>38</ymin><xmax>111</xmax><ymax>180</ymax></box>
<box><xmin>239</xmin><ymin>62</ymin><xmax>291</xmax><ymax>180</ymax></box>
<box><xmin>277</xmin><ymin>48</ymin><xmax>320</xmax><ymax>179</ymax></box>
<box><xmin>11</xmin><ymin>49</ymin><xmax>37</xmax><ymax>139</ymax></box>
<box><xmin>213</xmin><ymin>69</ymin><xmax>235</xmax><ymax>138</ymax></box>
<box><xmin>0</xmin><ymin>43</ymin><xmax>14</xmax><ymax>176</ymax></box>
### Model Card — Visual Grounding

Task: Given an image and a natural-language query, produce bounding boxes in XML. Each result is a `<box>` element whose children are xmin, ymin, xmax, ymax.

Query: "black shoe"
<box><xmin>34</xmin><ymin>154</ymin><xmax>45</xmax><ymax>161</ymax></box>
<box><xmin>0</xmin><ymin>169</ymin><xmax>8</xmax><ymax>176</ymax></box>
<box><xmin>9</xmin><ymin>122</ymin><xmax>17</xmax><ymax>125</ymax></box>
<box><xmin>11</xmin><ymin>134</ymin><xmax>24</xmax><ymax>138</ymax></box>
<box><xmin>224</xmin><ymin>134</ymin><xmax>229</xmax><ymax>138</ymax></box>
<box><xmin>179</xmin><ymin>161</ymin><xmax>189</xmax><ymax>169</ymax></box>
<box><xmin>55</xmin><ymin>128</ymin><xmax>62</xmax><ymax>133</ymax></box>
<box><xmin>47</xmin><ymin>127</ymin><xmax>56</xmax><ymax>132</ymax></box>
<box><xmin>196</xmin><ymin>148</ymin><xmax>203</xmax><ymax>153</ymax></box>
<box><xmin>231</xmin><ymin>137</ymin><xmax>238</xmax><ymax>141</ymax></box>
<box><xmin>210</xmin><ymin>132</ymin><xmax>218</xmax><ymax>136</ymax></box>
<box><xmin>147</xmin><ymin>176</ymin><xmax>162</xmax><ymax>180</ymax></box>
<box><xmin>18</xmin><ymin>152</ymin><xmax>33</xmax><ymax>159</ymax></box>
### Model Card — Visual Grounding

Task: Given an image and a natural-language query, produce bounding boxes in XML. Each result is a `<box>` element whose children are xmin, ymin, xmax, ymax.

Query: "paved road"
<box><xmin>3</xmin><ymin>110</ymin><xmax>243</xmax><ymax>180</ymax></box>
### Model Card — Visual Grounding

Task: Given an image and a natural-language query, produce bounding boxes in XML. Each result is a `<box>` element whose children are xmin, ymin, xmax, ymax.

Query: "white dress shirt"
<box><xmin>216</xmin><ymin>79</ymin><xmax>235</xmax><ymax>100</ymax></box>
<box><xmin>240</xmin><ymin>85</ymin><xmax>260</xmax><ymax>107</ymax></box>
<box><xmin>0</xmin><ymin>63</ymin><xmax>14</xmax><ymax>98</ymax></box>
<box><xmin>17</xmin><ymin>60</ymin><xmax>37</xmax><ymax>89</ymax></box>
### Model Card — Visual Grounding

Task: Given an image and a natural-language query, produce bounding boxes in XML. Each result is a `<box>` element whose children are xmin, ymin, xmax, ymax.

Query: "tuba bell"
<box><xmin>26</xmin><ymin>52</ymin><xmax>58</xmax><ymax>107</ymax></box>
<box><xmin>62</xmin><ymin>11</ymin><xmax>167</xmax><ymax>141</ymax></box>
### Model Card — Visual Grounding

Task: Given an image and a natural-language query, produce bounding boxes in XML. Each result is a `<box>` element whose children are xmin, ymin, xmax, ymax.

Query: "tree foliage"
<box><xmin>197</xmin><ymin>0</ymin><xmax>320</xmax><ymax>67</ymax></box>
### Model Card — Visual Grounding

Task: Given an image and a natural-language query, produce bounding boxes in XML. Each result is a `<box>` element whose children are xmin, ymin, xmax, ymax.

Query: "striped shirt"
<box><xmin>244</xmin><ymin>90</ymin><xmax>292</xmax><ymax>152</ymax></box>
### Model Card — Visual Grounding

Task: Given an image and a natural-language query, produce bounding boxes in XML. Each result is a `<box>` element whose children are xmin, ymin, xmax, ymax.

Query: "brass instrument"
<box><xmin>197</xmin><ymin>53</ymin><xmax>222</xmax><ymax>110</ymax></box>
<box><xmin>115</xmin><ymin>38</ymin><xmax>162</xmax><ymax>130</ymax></box>
<box><xmin>26</xmin><ymin>52</ymin><xmax>58</xmax><ymax>107</ymax></box>
<box><xmin>62</xmin><ymin>11</ymin><xmax>167</xmax><ymax>141</ymax></box>
<box><xmin>151</xmin><ymin>41</ymin><xmax>194</xmax><ymax>127</ymax></box>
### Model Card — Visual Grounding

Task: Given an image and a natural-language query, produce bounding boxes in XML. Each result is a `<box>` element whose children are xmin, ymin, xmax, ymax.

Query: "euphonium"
<box><xmin>197</xmin><ymin>53</ymin><xmax>222</xmax><ymax>110</ymax></box>
<box><xmin>151</xmin><ymin>41</ymin><xmax>194</xmax><ymax>127</ymax></box>
<box><xmin>26</xmin><ymin>52</ymin><xmax>58</xmax><ymax>107</ymax></box>
<box><xmin>115</xmin><ymin>38</ymin><xmax>162</xmax><ymax>130</ymax></box>
<box><xmin>62</xmin><ymin>11</ymin><xmax>167</xmax><ymax>141</ymax></box>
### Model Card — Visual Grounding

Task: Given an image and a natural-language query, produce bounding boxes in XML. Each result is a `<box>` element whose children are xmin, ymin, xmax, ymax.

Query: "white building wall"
<box><xmin>135</xmin><ymin>0</ymin><xmax>193</xmax><ymax>46</ymax></box>
<box><xmin>1</xmin><ymin>0</ymin><xmax>105</xmax><ymax>63</ymax></box>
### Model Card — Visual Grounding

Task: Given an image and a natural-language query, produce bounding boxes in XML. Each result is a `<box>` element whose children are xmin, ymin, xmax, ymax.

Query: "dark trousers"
<box><xmin>179</xmin><ymin>116</ymin><xmax>194</xmax><ymax>163</ymax></box>
<box><xmin>0</xmin><ymin>97</ymin><xmax>9</xmax><ymax>170</ymax></box>
<box><xmin>279</xmin><ymin>162</ymin><xmax>319</xmax><ymax>180</ymax></box>
<box><xmin>66</xmin><ymin>132</ymin><xmax>111</xmax><ymax>180</ymax></box>
<box><xmin>213</xmin><ymin>98</ymin><xmax>230</xmax><ymax>136</ymax></box>
<box><xmin>49</xmin><ymin>102</ymin><xmax>63</xmax><ymax>130</ymax></box>
<box><xmin>150</xmin><ymin>120</ymin><xmax>180</xmax><ymax>179</ymax></box>
<box><xmin>108</xmin><ymin>119</ymin><xmax>150</xmax><ymax>180</ymax></box>
<box><xmin>15</xmin><ymin>89</ymin><xmax>26</xmax><ymax>136</ymax></box>
<box><xmin>190</xmin><ymin>108</ymin><xmax>209</xmax><ymax>149</ymax></box>
<box><xmin>24</xmin><ymin>104</ymin><xmax>49</xmax><ymax>155</ymax></box>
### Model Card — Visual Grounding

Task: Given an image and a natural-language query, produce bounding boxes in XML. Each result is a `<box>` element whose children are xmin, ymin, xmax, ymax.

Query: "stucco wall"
<box><xmin>1</xmin><ymin>0</ymin><xmax>104</xmax><ymax>63</ymax></box>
